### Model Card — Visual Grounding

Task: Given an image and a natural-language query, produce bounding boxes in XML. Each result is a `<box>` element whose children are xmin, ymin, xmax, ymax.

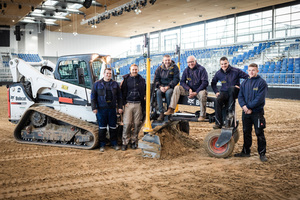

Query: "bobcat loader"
<box><xmin>8</xmin><ymin>54</ymin><xmax>112</xmax><ymax>149</ymax></box>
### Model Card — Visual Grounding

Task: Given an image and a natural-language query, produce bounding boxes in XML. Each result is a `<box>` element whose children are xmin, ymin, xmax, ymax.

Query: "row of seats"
<box><xmin>232</xmin><ymin>42</ymin><xmax>275</xmax><ymax>65</ymax></box>
<box><xmin>242</xmin><ymin>57</ymin><xmax>300</xmax><ymax>84</ymax></box>
<box><xmin>11</xmin><ymin>53</ymin><xmax>42</xmax><ymax>62</ymax></box>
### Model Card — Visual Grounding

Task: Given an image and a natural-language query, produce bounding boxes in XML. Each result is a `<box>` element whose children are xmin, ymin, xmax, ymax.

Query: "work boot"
<box><xmin>99</xmin><ymin>146</ymin><xmax>105</xmax><ymax>152</ymax></box>
<box><xmin>213</xmin><ymin>124</ymin><xmax>222</xmax><ymax>129</ymax></box>
<box><xmin>198</xmin><ymin>116</ymin><xmax>206</xmax><ymax>122</ymax></box>
<box><xmin>112</xmin><ymin>145</ymin><xmax>120</xmax><ymax>151</ymax></box>
<box><xmin>260</xmin><ymin>154</ymin><xmax>268</xmax><ymax>162</ymax></box>
<box><xmin>234</xmin><ymin>152</ymin><xmax>250</xmax><ymax>157</ymax></box>
<box><xmin>157</xmin><ymin>113</ymin><xmax>164</xmax><ymax>121</ymax></box>
<box><xmin>121</xmin><ymin>145</ymin><xmax>127</xmax><ymax>151</ymax></box>
<box><xmin>164</xmin><ymin>108</ymin><xmax>174</xmax><ymax>115</ymax></box>
<box><xmin>131</xmin><ymin>142</ymin><xmax>137</xmax><ymax>149</ymax></box>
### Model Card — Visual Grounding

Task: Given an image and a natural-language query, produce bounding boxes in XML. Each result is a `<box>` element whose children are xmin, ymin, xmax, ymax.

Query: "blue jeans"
<box><xmin>156</xmin><ymin>88</ymin><xmax>173</xmax><ymax>113</ymax></box>
<box><xmin>96</xmin><ymin>108</ymin><xmax>117</xmax><ymax>147</ymax></box>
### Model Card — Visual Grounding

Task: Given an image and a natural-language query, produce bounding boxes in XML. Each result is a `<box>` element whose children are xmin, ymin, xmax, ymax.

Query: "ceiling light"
<box><xmin>135</xmin><ymin>8</ymin><xmax>142</xmax><ymax>15</ymax></box>
<box><xmin>158</xmin><ymin>19</ymin><xmax>160</xmax><ymax>22</ymax></box>
<box><xmin>44</xmin><ymin>0</ymin><xmax>58</xmax><ymax>6</ymax></box>
<box><xmin>230</xmin><ymin>7</ymin><xmax>236</xmax><ymax>10</ymax></box>
<box><xmin>12</xmin><ymin>20</ymin><xmax>15</xmax><ymax>22</ymax></box>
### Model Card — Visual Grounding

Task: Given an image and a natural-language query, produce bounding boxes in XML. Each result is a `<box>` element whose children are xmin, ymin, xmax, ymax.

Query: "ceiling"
<box><xmin>0</xmin><ymin>0</ymin><xmax>297</xmax><ymax>38</ymax></box>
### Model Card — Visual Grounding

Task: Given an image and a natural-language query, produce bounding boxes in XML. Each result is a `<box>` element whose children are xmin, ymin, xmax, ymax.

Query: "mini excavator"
<box><xmin>138</xmin><ymin>34</ymin><xmax>240</xmax><ymax>159</ymax></box>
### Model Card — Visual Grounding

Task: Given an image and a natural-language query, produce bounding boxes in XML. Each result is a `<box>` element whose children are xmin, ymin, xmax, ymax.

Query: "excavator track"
<box><xmin>14</xmin><ymin>106</ymin><xmax>99</xmax><ymax>150</ymax></box>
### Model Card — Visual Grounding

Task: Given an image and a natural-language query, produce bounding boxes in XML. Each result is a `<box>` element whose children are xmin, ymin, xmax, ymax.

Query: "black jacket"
<box><xmin>154</xmin><ymin>60</ymin><xmax>180</xmax><ymax>89</ymax></box>
<box><xmin>121</xmin><ymin>73</ymin><xmax>146</xmax><ymax>110</ymax></box>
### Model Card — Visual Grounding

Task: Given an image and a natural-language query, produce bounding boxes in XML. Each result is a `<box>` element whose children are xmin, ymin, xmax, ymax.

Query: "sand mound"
<box><xmin>157</xmin><ymin>123</ymin><xmax>201</xmax><ymax>159</ymax></box>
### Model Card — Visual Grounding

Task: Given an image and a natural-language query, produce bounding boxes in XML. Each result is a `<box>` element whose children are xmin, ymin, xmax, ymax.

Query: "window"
<box><xmin>58</xmin><ymin>59</ymin><xmax>91</xmax><ymax>87</ymax></box>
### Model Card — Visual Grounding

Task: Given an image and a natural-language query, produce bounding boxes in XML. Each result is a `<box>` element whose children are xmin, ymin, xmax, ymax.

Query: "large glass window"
<box><xmin>275</xmin><ymin>4</ymin><xmax>300</xmax><ymax>38</ymax></box>
<box><xmin>161</xmin><ymin>29</ymin><xmax>180</xmax><ymax>52</ymax></box>
<box><xmin>181</xmin><ymin>24</ymin><xmax>204</xmax><ymax>49</ymax></box>
<box><xmin>237</xmin><ymin>10</ymin><xmax>272</xmax><ymax>42</ymax></box>
<box><xmin>58</xmin><ymin>59</ymin><xmax>91</xmax><ymax>87</ymax></box>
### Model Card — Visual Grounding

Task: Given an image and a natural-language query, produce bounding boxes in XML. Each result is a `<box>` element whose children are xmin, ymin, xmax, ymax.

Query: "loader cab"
<box><xmin>54</xmin><ymin>54</ymin><xmax>110</xmax><ymax>89</ymax></box>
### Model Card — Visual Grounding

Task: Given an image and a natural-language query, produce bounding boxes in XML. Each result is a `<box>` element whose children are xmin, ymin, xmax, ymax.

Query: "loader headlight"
<box><xmin>91</xmin><ymin>54</ymin><xmax>99</xmax><ymax>61</ymax></box>
<box><xmin>106</xmin><ymin>55</ymin><xmax>111</xmax><ymax>64</ymax></box>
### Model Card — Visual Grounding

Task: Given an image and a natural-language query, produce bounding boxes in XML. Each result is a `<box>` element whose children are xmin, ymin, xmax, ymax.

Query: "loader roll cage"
<box><xmin>54</xmin><ymin>54</ymin><xmax>110</xmax><ymax>89</ymax></box>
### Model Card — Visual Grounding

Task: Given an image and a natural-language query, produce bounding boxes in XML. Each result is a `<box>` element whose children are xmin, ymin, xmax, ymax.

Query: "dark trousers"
<box><xmin>241</xmin><ymin>111</ymin><xmax>266</xmax><ymax>155</ymax></box>
<box><xmin>96</xmin><ymin>108</ymin><xmax>118</xmax><ymax>147</ymax></box>
<box><xmin>215</xmin><ymin>86</ymin><xmax>239</xmax><ymax>126</ymax></box>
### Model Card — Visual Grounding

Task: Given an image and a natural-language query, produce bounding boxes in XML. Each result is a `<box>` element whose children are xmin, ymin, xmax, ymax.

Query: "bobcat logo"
<box><xmin>187</xmin><ymin>98</ymin><xmax>195</xmax><ymax>104</ymax></box>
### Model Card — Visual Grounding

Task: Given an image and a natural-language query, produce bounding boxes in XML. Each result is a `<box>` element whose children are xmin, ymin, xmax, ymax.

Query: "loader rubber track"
<box><xmin>14</xmin><ymin>106</ymin><xmax>99</xmax><ymax>150</ymax></box>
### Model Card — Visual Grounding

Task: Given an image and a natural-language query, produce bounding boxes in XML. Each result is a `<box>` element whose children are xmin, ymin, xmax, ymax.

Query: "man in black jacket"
<box><xmin>154</xmin><ymin>55</ymin><xmax>180</xmax><ymax>121</ymax></box>
<box><xmin>211</xmin><ymin>57</ymin><xmax>249</xmax><ymax>129</ymax></box>
<box><xmin>120</xmin><ymin>64</ymin><xmax>146</xmax><ymax>151</ymax></box>
<box><xmin>235</xmin><ymin>63</ymin><xmax>268</xmax><ymax>162</ymax></box>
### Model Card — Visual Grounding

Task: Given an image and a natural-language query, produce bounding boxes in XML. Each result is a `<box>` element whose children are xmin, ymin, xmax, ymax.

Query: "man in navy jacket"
<box><xmin>154</xmin><ymin>55</ymin><xmax>180</xmax><ymax>121</ymax></box>
<box><xmin>211</xmin><ymin>57</ymin><xmax>249</xmax><ymax>129</ymax></box>
<box><xmin>165</xmin><ymin>56</ymin><xmax>208</xmax><ymax>122</ymax></box>
<box><xmin>235</xmin><ymin>63</ymin><xmax>268</xmax><ymax>162</ymax></box>
<box><xmin>91</xmin><ymin>68</ymin><xmax>123</xmax><ymax>152</ymax></box>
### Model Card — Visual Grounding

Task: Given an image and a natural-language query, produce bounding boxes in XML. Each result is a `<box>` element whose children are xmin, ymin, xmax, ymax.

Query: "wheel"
<box><xmin>83</xmin><ymin>131</ymin><xmax>97</xmax><ymax>148</ymax></box>
<box><xmin>30</xmin><ymin>111</ymin><xmax>47</xmax><ymax>128</ymax></box>
<box><xmin>204</xmin><ymin>129</ymin><xmax>235</xmax><ymax>158</ymax></box>
<box><xmin>233</xmin><ymin>129</ymin><xmax>240</xmax><ymax>143</ymax></box>
<box><xmin>177</xmin><ymin>121</ymin><xmax>189</xmax><ymax>135</ymax></box>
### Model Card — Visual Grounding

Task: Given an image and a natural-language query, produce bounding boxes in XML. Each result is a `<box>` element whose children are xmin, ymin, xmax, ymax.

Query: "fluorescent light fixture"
<box><xmin>31</xmin><ymin>13</ymin><xmax>45</xmax><ymax>17</ymax></box>
<box><xmin>55</xmin><ymin>12</ymin><xmax>68</xmax><ymax>17</ymax></box>
<box><xmin>44</xmin><ymin>0</ymin><xmax>58</xmax><ymax>6</ymax></box>
<box><xmin>32</xmin><ymin>9</ymin><xmax>45</xmax><ymax>14</ymax></box>
<box><xmin>45</xmin><ymin>19</ymin><xmax>57</xmax><ymax>23</ymax></box>
<box><xmin>68</xmin><ymin>3</ymin><xmax>83</xmax><ymax>9</ymax></box>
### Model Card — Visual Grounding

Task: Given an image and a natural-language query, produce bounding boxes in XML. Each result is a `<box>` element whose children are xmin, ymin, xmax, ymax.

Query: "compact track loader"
<box><xmin>8</xmin><ymin>54</ymin><xmax>115</xmax><ymax>149</ymax></box>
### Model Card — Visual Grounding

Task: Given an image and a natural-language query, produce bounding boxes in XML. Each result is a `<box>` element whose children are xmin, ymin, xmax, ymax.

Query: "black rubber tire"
<box><xmin>204</xmin><ymin>129</ymin><xmax>235</xmax><ymax>158</ymax></box>
<box><xmin>233</xmin><ymin>129</ymin><xmax>240</xmax><ymax>143</ymax></box>
<box><xmin>177</xmin><ymin>121</ymin><xmax>189</xmax><ymax>135</ymax></box>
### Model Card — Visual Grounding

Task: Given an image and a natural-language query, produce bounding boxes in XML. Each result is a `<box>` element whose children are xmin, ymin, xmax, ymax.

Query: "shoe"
<box><xmin>112</xmin><ymin>145</ymin><xmax>120</xmax><ymax>151</ymax></box>
<box><xmin>121</xmin><ymin>145</ymin><xmax>127</xmax><ymax>151</ymax></box>
<box><xmin>198</xmin><ymin>116</ymin><xmax>206</xmax><ymax>122</ymax></box>
<box><xmin>99</xmin><ymin>147</ymin><xmax>105</xmax><ymax>152</ymax></box>
<box><xmin>157</xmin><ymin>113</ymin><xmax>164</xmax><ymax>121</ymax></box>
<box><xmin>213</xmin><ymin>124</ymin><xmax>222</xmax><ymax>129</ymax></box>
<box><xmin>234</xmin><ymin>152</ymin><xmax>250</xmax><ymax>157</ymax></box>
<box><xmin>131</xmin><ymin>142</ymin><xmax>137</xmax><ymax>149</ymax></box>
<box><xmin>260</xmin><ymin>154</ymin><xmax>268</xmax><ymax>162</ymax></box>
<box><xmin>164</xmin><ymin>108</ymin><xmax>174</xmax><ymax>116</ymax></box>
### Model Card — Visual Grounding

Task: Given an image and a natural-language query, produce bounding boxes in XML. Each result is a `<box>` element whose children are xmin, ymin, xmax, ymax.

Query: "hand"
<box><xmin>160</xmin><ymin>87</ymin><xmax>166</xmax><ymax>93</ymax></box>
<box><xmin>118</xmin><ymin>109</ymin><xmax>123</xmax><ymax>114</ymax></box>
<box><xmin>235</xmin><ymin>85</ymin><xmax>240</xmax><ymax>89</ymax></box>
<box><xmin>246</xmin><ymin>109</ymin><xmax>252</xmax><ymax>114</ymax></box>
<box><xmin>93</xmin><ymin>109</ymin><xmax>97</xmax><ymax>114</ymax></box>
<box><xmin>216</xmin><ymin>92</ymin><xmax>220</xmax><ymax>97</ymax></box>
<box><xmin>188</xmin><ymin>92</ymin><xmax>197</xmax><ymax>98</ymax></box>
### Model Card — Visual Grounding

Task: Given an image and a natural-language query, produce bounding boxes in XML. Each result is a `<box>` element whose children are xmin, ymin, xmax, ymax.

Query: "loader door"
<box><xmin>57</xmin><ymin>59</ymin><xmax>92</xmax><ymax>88</ymax></box>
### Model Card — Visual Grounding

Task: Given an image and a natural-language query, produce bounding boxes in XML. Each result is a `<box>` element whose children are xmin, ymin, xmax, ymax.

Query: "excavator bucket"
<box><xmin>139</xmin><ymin>134</ymin><xmax>161</xmax><ymax>158</ymax></box>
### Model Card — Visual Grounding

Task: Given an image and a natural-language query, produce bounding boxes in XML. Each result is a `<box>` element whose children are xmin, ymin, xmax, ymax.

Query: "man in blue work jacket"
<box><xmin>165</xmin><ymin>55</ymin><xmax>208</xmax><ymax>122</ymax></box>
<box><xmin>211</xmin><ymin>57</ymin><xmax>249</xmax><ymax>129</ymax></box>
<box><xmin>91</xmin><ymin>68</ymin><xmax>123</xmax><ymax>152</ymax></box>
<box><xmin>235</xmin><ymin>63</ymin><xmax>268</xmax><ymax>162</ymax></box>
<box><xmin>154</xmin><ymin>54</ymin><xmax>180</xmax><ymax>121</ymax></box>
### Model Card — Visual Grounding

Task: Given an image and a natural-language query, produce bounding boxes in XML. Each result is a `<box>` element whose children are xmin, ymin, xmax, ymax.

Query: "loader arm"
<box><xmin>9</xmin><ymin>58</ymin><xmax>91</xmax><ymax>102</ymax></box>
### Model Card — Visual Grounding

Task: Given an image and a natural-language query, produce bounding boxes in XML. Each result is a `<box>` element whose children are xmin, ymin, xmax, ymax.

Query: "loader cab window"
<box><xmin>58</xmin><ymin>60</ymin><xmax>91</xmax><ymax>88</ymax></box>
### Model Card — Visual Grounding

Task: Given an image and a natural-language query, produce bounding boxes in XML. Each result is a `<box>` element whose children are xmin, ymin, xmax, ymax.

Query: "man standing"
<box><xmin>154</xmin><ymin>54</ymin><xmax>180</xmax><ymax>121</ymax></box>
<box><xmin>235</xmin><ymin>63</ymin><xmax>268</xmax><ymax>162</ymax></box>
<box><xmin>164</xmin><ymin>55</ymin><xmax>208</xmax><ymax>122</ymax></box>
<box><xmin>120</xmin><ymin>64</ymin><xmax>146</xmax><ymax>151</ymax></box>
<box><xmin>211</xmin><ymin>57</ymin><xmax>249</xmax><ymax>129</ymax></box>
<box><xmin>91</xmin><ymin>68</ymin><xmax>123</xmax><ymax>152</ymax></box>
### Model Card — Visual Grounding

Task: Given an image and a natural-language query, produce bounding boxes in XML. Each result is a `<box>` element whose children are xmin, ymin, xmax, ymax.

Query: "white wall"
<box><xmin>44</xmin><ymin>31</ymin><xmax>130</xmax><ymax>58</ymax></box>
<box><xmin>24</xmin><ymin>24</ymin><xmax>38</xmax><ymax>53</ymax></box>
